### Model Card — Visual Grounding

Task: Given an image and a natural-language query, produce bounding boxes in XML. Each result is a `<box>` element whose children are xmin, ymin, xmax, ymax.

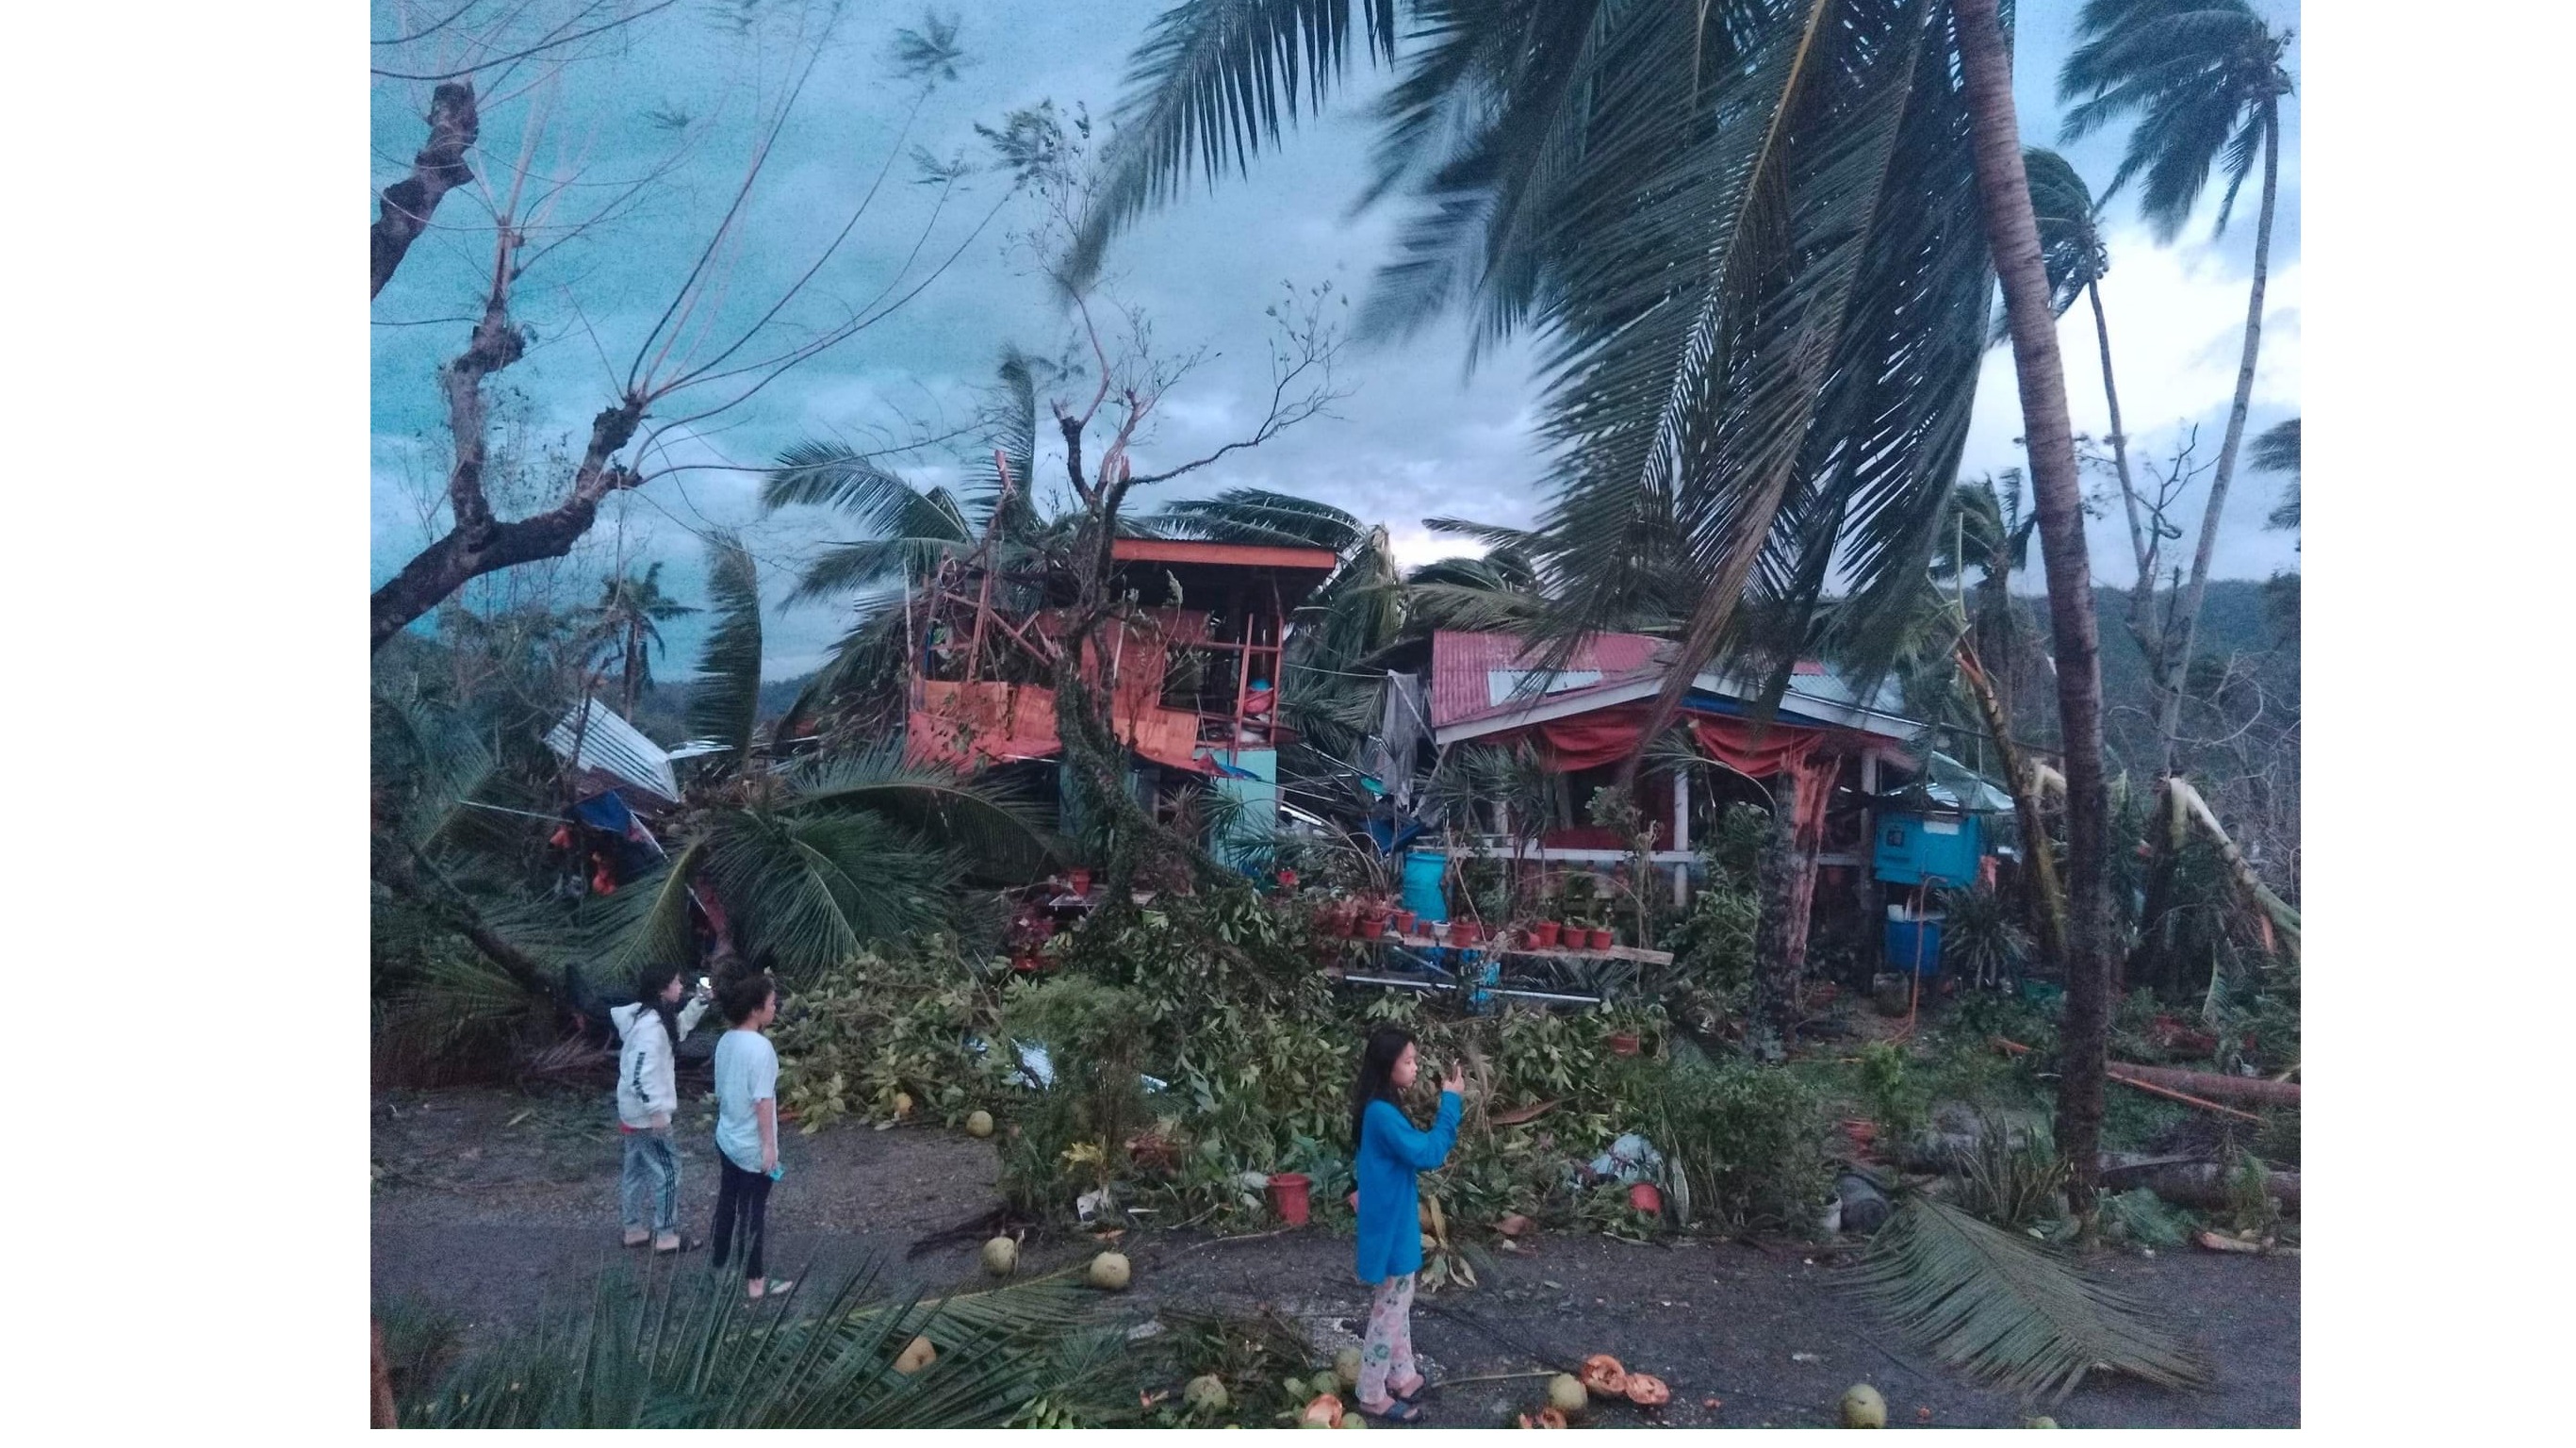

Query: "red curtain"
<box><xmin>1522</xmin><ymin>704</ymin><xmax>1841</xmax><ymax>965</ymax></box>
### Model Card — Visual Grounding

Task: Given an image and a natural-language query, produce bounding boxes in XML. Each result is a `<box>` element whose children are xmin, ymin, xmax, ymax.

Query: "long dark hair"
<box><xmin>1349</xmin><ymin>1026</ymin><xmax>1418</xmax><ymax>1147</ymax></box>
<box><xmin>632</xmin><ymin>964</ymin><xmax>688</xmax><ymax>1054</ymax></box>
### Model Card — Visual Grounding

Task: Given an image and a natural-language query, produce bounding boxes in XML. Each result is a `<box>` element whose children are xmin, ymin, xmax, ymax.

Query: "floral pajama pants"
<box><xmin>1357</xmin><ymin>1272</ymin><xmax>1419</xmax><ymax>1407</ymax></box>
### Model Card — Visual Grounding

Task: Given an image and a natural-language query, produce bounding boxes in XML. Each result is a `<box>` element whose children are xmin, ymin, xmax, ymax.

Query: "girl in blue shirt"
<box><xmin>1348</xmin><ymin>1026</ymin><xmax>1463</xmax><ymax>1423</ymax></box>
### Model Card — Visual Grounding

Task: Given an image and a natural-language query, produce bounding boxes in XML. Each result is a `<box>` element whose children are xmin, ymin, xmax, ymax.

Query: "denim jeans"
<box><xmin>620</xmin><ymin>1127</ymin><xmax>681</xmax><ymax>1235</ymax></box>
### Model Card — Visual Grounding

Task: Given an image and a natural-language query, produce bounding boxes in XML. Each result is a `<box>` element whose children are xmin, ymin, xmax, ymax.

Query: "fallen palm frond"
<box><xmin>1848</xmin><ymin>1195</ymin><xmax>2211</xmax><ymax>1407</ymax></box>
<box><xmin>403</xmin><ymin>1256</ymin><xmax>1107</xmax><ymax>1428</ymax></box>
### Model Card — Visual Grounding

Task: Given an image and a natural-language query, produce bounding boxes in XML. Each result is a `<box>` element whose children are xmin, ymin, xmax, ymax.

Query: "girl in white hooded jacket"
<box><xmin>612</xmin><ymin>965</ymin><xmax>712</xmax><ymax>1252</ymax></box>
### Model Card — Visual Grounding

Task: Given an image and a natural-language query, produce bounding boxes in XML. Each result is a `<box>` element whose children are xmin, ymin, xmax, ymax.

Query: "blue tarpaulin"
<box><xmin>572</xmin><ymin>791</ymin><xmax>638</xmax><ymax>836</ymax></box>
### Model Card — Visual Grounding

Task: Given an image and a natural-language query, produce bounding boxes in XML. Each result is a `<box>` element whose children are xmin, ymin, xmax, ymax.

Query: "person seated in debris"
<box><xmin>611</xmin><ymin>965</ymin><xmax>714</xmax><ymax>1253</ymax></box>
<box><xmin>1347</xmin><ymin>1027</ymin><xmax>1465</xmax><ymax>1423</ymax></box>
<box><xmin>711</xmin><ymin>973</ymin><xmax>793</xmax><ymax>1300</ymax></box>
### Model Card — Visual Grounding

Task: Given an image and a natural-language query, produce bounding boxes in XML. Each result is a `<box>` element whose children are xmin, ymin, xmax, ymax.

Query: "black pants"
<box><xmin>711</xmin><ymin>1156</ymin><xmax>774</xmax><ymax>1281</ymax></box>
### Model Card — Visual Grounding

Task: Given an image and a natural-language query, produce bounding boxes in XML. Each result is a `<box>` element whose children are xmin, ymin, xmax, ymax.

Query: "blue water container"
<box><xmin>1400</xmin><ymin>848</ymin><xmax>1449</xmax><ymax>924</ymax></box>
<box><xmin>1883</xmin><ymin>916</ymin><xmax>1944</xmax><ymax>976</ymax></box>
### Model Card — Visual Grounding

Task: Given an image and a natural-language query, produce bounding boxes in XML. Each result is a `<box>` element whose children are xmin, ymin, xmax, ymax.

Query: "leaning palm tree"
<box><xmin>594</xmin><ymin>532</ymin><xmax>1059</xmax><ymax>979</ymax></box>
<box><xmin>1077</xmin><ymin>0</ymin><xmax>2127</xmax><ymax>1222</ymax></box>
<box><xmin>2059</xmin><ymin>0</ymin><xmax>2296</xmax><ymax>775</ymax></box>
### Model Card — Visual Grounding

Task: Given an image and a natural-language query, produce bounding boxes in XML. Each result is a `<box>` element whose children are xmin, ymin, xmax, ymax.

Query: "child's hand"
<box><xmin>1439</xmin><ymin>1061</ymin><xmax>1467</xmax><ymax>1094</ymax></box>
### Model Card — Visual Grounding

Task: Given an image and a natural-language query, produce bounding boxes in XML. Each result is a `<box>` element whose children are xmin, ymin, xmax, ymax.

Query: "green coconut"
<box><xmin>1184</xmin><ymin>1374</ymin><xmax>1230</xmax><ymax>1413</ymax></box>
<box><xmin>1335</xmin><ymin>1347</ymin><xmax>1364</xmax><ymax>1390</ymax></box>
<box><xmin>964</xmin><ymin>1110</ymin><xmax>994</xmax><ymax>1139</ymax></box>
<box><xmin>980</xmin><ymin>1236</ymin><xmax>1019</xmax><ymax>1276</ymax></box>
<box><xmin>2023</xmin><ymin>1416</ymin><xmax>2059</xmax><ymax>1429</ymax></box>
<box><xmin>1088</xmin><ymin>1252</ymin><xmax>1132</xmax><ymax>1291</ymax></box>
<box><xmin>1839</xmin><ymin>1384</ymin><xmax>1886</xmax><ymax>1429</ymax></box>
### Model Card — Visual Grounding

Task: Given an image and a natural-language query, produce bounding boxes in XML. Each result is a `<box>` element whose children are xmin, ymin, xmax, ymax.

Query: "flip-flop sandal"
<box><xmin>747</xmin><ymin>1278</ymin><xmax>796</xmax><ymax>1300</ymax></box>
<box><xmin>622</xmin><ymin>1233</ymin><xmax>652</xmax><ymax>1248</ymax></box>
<box><xmin>653</xmin><ymin>1236</ymin><xmax>703</xmax><ymax>1255</ymax></box>
<box><xmin>1357</xmin><ymin>1400</ymin><xmax>1425</xmax><ymax>1425</ymax></box>
<box><xmin>1389</xmin><ymin>1375</ymin><xmax>1429</xmax><ymax>1404</ymax></box>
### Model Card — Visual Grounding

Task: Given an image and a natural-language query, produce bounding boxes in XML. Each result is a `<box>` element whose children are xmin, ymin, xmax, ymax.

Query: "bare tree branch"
<box><xmin>371</xmin><ymin>0</ymin><xmax>681</xmax><ymax>82</ymax></box>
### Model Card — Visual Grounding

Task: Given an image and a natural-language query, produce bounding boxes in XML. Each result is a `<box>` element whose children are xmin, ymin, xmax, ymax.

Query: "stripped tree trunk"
<box><xmin>372</xmin><ymin>1319</ymin><xmax>399</xmax><ymax>1427</ymax></box>
<box><xmin>1957</xmin><ymin>637</ymin><xmax>2067</xmax><ymax>965</ymax></box>
<box><xmin>1952</xmin><ymin>0</ymin><xmax>2118</xmax><ymax>1222</ymax></box>
<box><xmin>2152</xmin><ymin>104</ymin><xmax>2282</xmax><ymax>773</ymax></box>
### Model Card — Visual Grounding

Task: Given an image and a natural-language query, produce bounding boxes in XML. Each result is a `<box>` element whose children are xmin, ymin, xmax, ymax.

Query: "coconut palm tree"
<box><xmin>583</xmin><ymin>563</ymin><xmax>698</xmax><ymax>719</ymax></box>
<box><xmin>587</xmin><ymin>531</ymin><xmax>1059</xmax><ymax>979</ymax></box>
<box><xmin>2021</xmin><ymin>147</ymin><xmax>2159</xmax><ymax>594</ymax></box>
<box><xmin>2059</xmin><ymin>0</ymin><xmax>2295</xmax><ymax>774</ymax></box>
<box><xmin>1062</xmin><ymin>0</ymin><xmax>2130</xmax><ymax>1218</ymax></box>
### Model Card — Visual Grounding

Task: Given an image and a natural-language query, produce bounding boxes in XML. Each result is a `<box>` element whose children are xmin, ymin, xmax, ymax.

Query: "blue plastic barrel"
<box><xmin>1883</xmin><ymin>916</ymin><xmax>1944</xmax><ymax>976</ymax></box>
<box><xmin>1399</xmin><ymin>849</ymin><xmax>1449</xmax><ymax>924</ymax></box>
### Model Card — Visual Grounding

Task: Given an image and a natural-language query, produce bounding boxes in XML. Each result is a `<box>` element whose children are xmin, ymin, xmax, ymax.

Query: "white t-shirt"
<box><xmin>714</xmin><ymin>1028</ymin><xmax>779</xmax><ymax>1173</ymax></box>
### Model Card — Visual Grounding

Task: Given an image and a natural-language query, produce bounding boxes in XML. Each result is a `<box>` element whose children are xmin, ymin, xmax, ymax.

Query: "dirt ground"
<box><xmin>371</xmin><ymin>1085</ymin><xmax>2299</xmax><ymax>1429</ymax></box>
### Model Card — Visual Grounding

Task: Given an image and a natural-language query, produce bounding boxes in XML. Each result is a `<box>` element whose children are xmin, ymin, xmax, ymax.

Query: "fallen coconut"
<box><xmin>980</xmin><ymin>1236</ymin><xmax>1019</xmax><ymax>1276</ymax></box>
<box><xmin>2023</xmin><ymin>1416</ymin><xmax>2059</xmax><ymax>1429</ymax></box>
<box><xmin>893</xmin><ymin>1092</ymin><xmax>915</xmax><ymax>1119</ymax></box>
<box><xmin>965</xmin><ymin>1110</ymin><xmax>994</xmax><ymax>1139</ymax></box>
<box><xmin>1087</xmin><ymin>1251</ymin><xmax>1132</xmax><ymax>1291</ymax></box>
<box><xmin>1338</xmin><ymin>1414</ymin><xmax>1367</xmax><ymax>1430</ymax></box>
<box><xmin>1302</xmin><ymin>1393</ymin><xmax>1345</xmax><ymax>1428</ymax></box>
<box><xmin>1623</xmin><ymin>1374</ymin><xmax>1670</xmax><ymax>1407</ymax></box>
<box><xmin>1579</xmin><ymin>1354</ymin><xmax>1629</xmax><ymax>1399</ymax></box>
<box><xmin>1839</xmin><ymin>1384</ymin><xmax>1886</xmax><ymax>1429</ymax></box>
<box><xmin>1183</xmin><ymin>1374</ymin><xmax>1230</xmax><ymax>1414</ymax></box>
<box><xmin>1546</xmin><ymin>1374</ymin><xmax>1588</xmax><ymax>1417</ymax></box>
<box><xmin>1335</xmin><ymin>1347</ymin><xmax>1364</xmax><ymax>1390</ymax></box>
<box><xmin>894</xmin><ymin>1335</ymin><xmax>937</xmax><ymax>1375</ymax></box>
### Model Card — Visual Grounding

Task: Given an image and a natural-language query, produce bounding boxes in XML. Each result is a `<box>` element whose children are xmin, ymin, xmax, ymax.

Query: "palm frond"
<box><xmin>2248</xmin><ymin>417</ymin><xmax>2298</xmax><ymax>476</ymax></box>
<box><xmin>1149</xmin><ymin>487</ymin><xmax>1366</xmax><ymax>551</ymax></box>
<box><xmin>697</xmin><ymin>808</ymin><xmax>961</xmax><ymax>977</ymax></box>
<box><xmin>1068</xmin><ymin>0</ymin><xmax>1400</xmax><ymax>289</ymax></box>
<box><xmin>1848</xmin><ymin>1194</ymin><xmax>2212</xmax><ymax>1407</ymax></box>
<box><xmin>405</xmin><ymin>1258</ymin><xmax>1108</xmax><ymax>1428</ymax></box>
<box><xmin>2056</xmin><ymin>0</ymin><xmax>2288</xmax><ymax>241</ymax></box>
<box><xmin>783</xmin><ymin>746</ymin><xmax>1062</xmax><ymax>879</ymax></box>
<box><xmin>687</xmin><ymin>532</ymin><xmax>763</xmax><ymax>763</ymax></box>
<box><xmin>2021</xmin><ymin>146</ymin><xmax>2106</xmax><ymax>317</ymax></box>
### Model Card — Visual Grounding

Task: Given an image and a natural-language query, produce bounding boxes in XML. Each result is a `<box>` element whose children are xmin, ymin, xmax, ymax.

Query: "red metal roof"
<box><xmin>1109</xmin><ymin>538</ymin><xmax>1340</xmax><ymax>571</ymax></box>
<box><xmin>1428</xmin><ymin>630</ymin><xmax>1668</xmax><ymax>731</ymax></box>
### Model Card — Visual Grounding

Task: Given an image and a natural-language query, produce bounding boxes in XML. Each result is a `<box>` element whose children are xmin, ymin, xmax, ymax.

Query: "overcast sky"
<box><xmin>372</xmin><ymin>0</ymin><xmax>2302</xmax><ymax>679</ymax></box>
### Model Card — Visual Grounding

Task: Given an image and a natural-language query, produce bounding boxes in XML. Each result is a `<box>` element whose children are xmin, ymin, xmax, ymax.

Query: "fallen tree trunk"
<box><xmin>2109</xmin><ymin>1061</ymin><xmax>2301</xmax><ymax>1109</ymax></box>
<box><xmin>2100</xmin><ymin>1156</ymin><xmax>2299</xmax><ymax>1213</ymax></box>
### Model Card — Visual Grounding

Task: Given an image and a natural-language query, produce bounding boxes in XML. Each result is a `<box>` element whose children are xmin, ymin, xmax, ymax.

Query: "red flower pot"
<box><xmin>1608</xmin><ymin>1032</ymin><xmax>1641</xmax><ymax>1057</ymax></box>
<box><xmin>1068</xmin><ymin>868</ymin><xmax>1093</xmax><ymax>897</ymax></box>
<box><xmin>1530</xmin><ymin>920</ymin><xmax>1562</xmax><ymax>948</ymax></box>
<box><xmin>1588</xmin><ymin>927</ymin><xmax>1616</xmax><ymax>951</ymax></box>
<box><xmin>1359</xmin><ymin>909</ymin><xmax>1390</xmax><ymax>937</ymax></box>
<box><xmin>1268</xmin><ymin>1173</ymin><xmax>1313</xmax><ymax>1226</ymax></box>
<box><xmin>1628</xmin><ymin>1182</ymin><xmax>1663</xmax><ymax>1215</ymax></box>
<box><xmin>1393</xmin><ymin>910</ymin><xmax>1418</xmax><ymax>935</ymax></box>
<box><xmin>1451</xmin><ymin>920</ymin><xmax>1482</xmax><ymax>946</ymax></box>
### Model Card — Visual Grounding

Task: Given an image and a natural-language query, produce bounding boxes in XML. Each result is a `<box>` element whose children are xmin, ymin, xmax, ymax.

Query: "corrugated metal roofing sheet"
<box><xmin>544</xmin><ymin>698</ymin><xmax>681</xmax><ymax>802</ymax></box>
<box><xmin>1428</xmin><ymin>630</ymin><xmax>1663</xmax><ymax>730</ymax></box>
<box><xmin>1427</xmin><ymin>630</ymin><xmax>1911</xmax><ymax>736</ymax></box>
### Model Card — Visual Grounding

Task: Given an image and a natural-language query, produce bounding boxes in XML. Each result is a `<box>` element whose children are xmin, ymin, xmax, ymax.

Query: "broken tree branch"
<box><xmin>372</xmin><ymin>80</ymin><xmax>481</xmax><ymax>297</ymax></box>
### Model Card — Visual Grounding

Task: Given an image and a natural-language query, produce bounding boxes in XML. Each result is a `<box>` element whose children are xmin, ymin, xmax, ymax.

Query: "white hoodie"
<box><xmin>612</xmin><ymin>996</ymin><xmax>711</xmax><ymax>1128</ymax></box>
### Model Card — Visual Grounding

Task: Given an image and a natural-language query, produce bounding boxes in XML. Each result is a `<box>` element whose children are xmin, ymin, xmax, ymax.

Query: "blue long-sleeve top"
<box><xmin>1354</xmin><ymin>1091</ymin><xmax>1463</xmax><ymax>1285</ymax></box>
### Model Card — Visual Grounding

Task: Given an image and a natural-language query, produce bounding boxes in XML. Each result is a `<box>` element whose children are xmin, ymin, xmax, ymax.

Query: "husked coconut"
<box><xmin>980</xmin><ymin>1236</ymin><xmax>1019</xmax><ymax>1276</ymax></box>
<box><xmin>1546</xmin><ymin>1374</ymin><xmax>1588</xmax><ymax>1416</ymax></box>
<box><xmin>965</xmin><ymin>1110</ymin><xmax>994</xmax><ymax>1138</ymax></box>
<box><xmin>894</xmin><ymin>1336</ymin><xmax>937</xmax><ymax>1375</ymax></box>
<box><xmin>1839</xmin><ymin>1384</ymin><xmax>1886</xmax><ymax>1429</ymax></box>
<box><xmin>1087</xmin><ymin>1252</ymin><xmax>1132</xmax><ymax>1291</ymax></box>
